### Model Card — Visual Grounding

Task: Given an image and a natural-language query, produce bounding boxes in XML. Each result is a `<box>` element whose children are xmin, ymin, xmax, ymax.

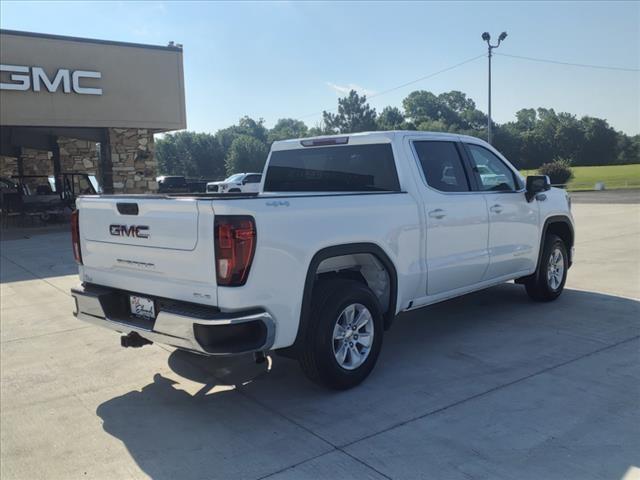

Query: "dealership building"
<box><xmin>0</xmin><ymin>29</ymin><xmax>186</xmax><ymax>193</ymax></box>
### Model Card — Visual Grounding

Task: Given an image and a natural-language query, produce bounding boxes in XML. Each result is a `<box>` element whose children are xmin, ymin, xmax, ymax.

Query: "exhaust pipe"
<box><xmin>121</xmin><ymin>332</ymin><xmax>153</xmax><ymax>348</ymax></box>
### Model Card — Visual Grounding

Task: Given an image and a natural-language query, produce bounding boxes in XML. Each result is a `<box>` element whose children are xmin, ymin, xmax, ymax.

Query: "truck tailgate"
<box><xmin>77</xmin><ymin>197</ymin><xmax>217</xmax><ymax>305</ymax></box>
<box><xmin>82</xmin><ymin>198</ymin><xmax>198</xmax><ymax>250</ymax></box>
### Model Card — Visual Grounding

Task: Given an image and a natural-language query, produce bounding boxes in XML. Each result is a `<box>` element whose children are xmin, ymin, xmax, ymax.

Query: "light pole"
<box><xmin>482</xmin><ymin>31</ymin><xmax>507</xmax><ymax>144</ymax></box>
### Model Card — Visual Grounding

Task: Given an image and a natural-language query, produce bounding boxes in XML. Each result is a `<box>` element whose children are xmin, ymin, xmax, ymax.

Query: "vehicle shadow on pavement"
<box><xmin>96</xmin><ymin>284</ymin><xmax>639</xmax><ymax>480</ymax></box>
<box><xmin>94</xmin><ymin>364</ymin><xmax>308</xmax><ymax>480</ymax></box>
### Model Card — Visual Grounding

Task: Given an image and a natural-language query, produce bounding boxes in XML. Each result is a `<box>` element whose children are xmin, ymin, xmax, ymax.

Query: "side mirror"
<box><xmin>525</xmin><ymin>175</ymin><xmax>551</xmax><ymax>202</ymax></box>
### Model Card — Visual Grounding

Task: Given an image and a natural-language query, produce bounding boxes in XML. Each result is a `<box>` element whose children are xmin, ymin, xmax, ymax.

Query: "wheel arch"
<box><xmin>291</xmin><ymin>243</ymin><xmax>399</xmax><ymax>352</ymax></box>
<box><xmin>540</xmin><ymin>215</ymin><xmax>574</xmax><ymax>268</ymax></box>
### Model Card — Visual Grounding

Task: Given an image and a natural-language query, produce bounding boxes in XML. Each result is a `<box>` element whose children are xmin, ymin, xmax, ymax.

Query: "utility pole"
<box><xmin>481</xmin><ymin>31</ymin><xmax>507</xmax><ymax>144</ymax></box>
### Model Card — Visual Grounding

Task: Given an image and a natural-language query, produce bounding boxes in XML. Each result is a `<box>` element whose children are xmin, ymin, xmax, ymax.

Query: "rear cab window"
<box><xmin>264</xmin><ymin>144</ymin><xmax>400</xmax><ymax>192</ymax></box>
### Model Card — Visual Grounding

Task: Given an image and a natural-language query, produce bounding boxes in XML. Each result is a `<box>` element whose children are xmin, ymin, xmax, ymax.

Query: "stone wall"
<box><xmin>0</xmin><ymin>155</ymin><xmax>18</xmax><ymax>178</ymax></box>
<box><xmin>14</xmin><ymin>148</ymin><xmax>53</xmax><ymax>192</ymax></box>
<box><xmin>0</xmin><ymin>128</ymin><xmax>158</xmax><ymax>194</ymax></box>
<box><xmin>20</xmin><ymin>148</ymin><xmax>53</xmax><ymax>176</ymax></box>
<box><xmin>58</xmin><ymin>137</ymin><xmax>99</xmax><ymax>176</ymax></box>
<box><xmin>109</xmin><ymin>128</ymin><xmax>157</xmax><ymax>193</ymax></box>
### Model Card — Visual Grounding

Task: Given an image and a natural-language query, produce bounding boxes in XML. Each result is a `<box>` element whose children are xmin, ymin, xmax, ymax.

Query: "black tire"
<box><xmin>298</xmin><ymin>279</ymin><xmax>384</xmax><ymax>390</ymax></box>
<box><xmin>228</xmin><ymin>188</ymin><xmax>241</xmax><ymax>193</ymax></box>
<box><xmin>525</xmin><ymin>234</ymin><xmax>568</xmax><ymax>302</ymax></box>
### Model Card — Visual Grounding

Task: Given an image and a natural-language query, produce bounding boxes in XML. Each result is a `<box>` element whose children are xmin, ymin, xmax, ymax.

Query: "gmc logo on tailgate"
<box><xmin>109</xmin><ymin>225</ymin><xmax>150</xmax><ymax>238</ymax></box>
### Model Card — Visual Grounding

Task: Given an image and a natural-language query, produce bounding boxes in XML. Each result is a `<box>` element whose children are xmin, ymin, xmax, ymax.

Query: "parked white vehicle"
<box><xmin>207</xmin><ymin>173</ymin><xmax>262</xmax><ymax>193</ymax></box>
<box><xmin>71</xmin><ymin>131</ymin><xmax>574</xmax><ymax>389</ymax></box>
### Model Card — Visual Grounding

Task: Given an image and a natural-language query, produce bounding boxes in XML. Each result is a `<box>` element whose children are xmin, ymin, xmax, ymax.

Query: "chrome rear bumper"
<box><xmin>71</xmin><ymin>284</ymin><xmax>275</xmax><ymax>356</ymax></box>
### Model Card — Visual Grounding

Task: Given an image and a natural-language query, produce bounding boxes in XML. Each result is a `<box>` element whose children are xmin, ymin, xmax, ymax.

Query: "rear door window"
<box><xmin>264</xmin><ymin>144</ymin><xmax>400</xmax><ymax>192</ymax></box>
<box><xmin>413</xmin><ymin>141</ymin><xmax>470</xmax><ymax>192</ymax></box>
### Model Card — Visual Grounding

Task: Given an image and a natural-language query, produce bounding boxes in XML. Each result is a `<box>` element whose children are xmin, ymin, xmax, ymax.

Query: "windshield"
<box><xmin>225</xmin><ymin>174</ymin><xmax>244</xmax><ymax>182</ymax></box>
<box><xmin>160</xmin><ymin>177</ymin><xmax>187</xmax><ymax>187</ymax></box>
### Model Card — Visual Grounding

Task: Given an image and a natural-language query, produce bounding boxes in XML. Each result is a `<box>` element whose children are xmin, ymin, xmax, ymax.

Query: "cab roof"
<box><xmin>270</xmin><ymin>130</ymin><xmax>489</xmax><ymax>151</ymax></box>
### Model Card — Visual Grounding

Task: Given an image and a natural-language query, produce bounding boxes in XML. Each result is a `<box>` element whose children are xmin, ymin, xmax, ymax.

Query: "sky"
<box><xmin>1</xmin><ymin>1</ymin><xmax>639</xmax><ymax>135</ymax></box>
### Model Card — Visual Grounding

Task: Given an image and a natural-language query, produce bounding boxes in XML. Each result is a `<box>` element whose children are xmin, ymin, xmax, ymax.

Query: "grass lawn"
<box><xmin>520</xmin><ymin>164</ymin><xmax>640</xmax><ymax>191</ymax></box>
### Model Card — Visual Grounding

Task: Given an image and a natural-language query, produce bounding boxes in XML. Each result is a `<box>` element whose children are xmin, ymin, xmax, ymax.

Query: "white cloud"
<box><xmin>326</xmin><ymin>82</ymin><xmax>377</xmax><ymax>97</ymax></box>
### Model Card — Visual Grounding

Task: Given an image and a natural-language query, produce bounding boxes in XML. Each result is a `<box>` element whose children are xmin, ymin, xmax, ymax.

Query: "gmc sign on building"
<box><xmin>0</xmin><ymin>29</ymin><xmax>187</xmax><ymax>195</ymax></box>
<box><xmin>1</xmin><ymin>65</ymin><xmax>103</xmax><ymax>95</ymax></box>
<box><xmin>0</xmin><ymin>29</ymin><xmax>186</xmax><ymax>130</ymax></box>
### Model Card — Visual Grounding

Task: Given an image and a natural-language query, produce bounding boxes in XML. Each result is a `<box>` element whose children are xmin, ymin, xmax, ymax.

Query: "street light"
<box><xmin>482</xmin><ymin>31</ymin><xmax>507</xmax><ymax>144</ymax></box>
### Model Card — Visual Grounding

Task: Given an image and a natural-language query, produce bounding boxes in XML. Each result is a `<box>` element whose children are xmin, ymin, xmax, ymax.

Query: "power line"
<box><xmin>368</xmin><ymin>54</ymin><xmax>485</xmax><ymax>99</ymax></box>
<box><xmin>495</xmin><ymin>52</ymin><xmax>640</xmax><ymax>72</ymax></box>
<box><xmin>298</xmin><ymin>50</ymin><xmax>638</xmax><ymax>123</ymax></box>
<box><xmin>299</xmin><ymin>53</ymin><xmax>485</xmax><ymax>119</ymax></box>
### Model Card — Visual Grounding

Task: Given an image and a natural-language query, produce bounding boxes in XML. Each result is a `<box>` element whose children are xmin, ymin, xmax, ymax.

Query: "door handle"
<box><xmin>490</xmin><ymin>204</ymin><xmax>503</xmax><ymax>214</ymax></box>
<box><xmin>428</xmin><ymin>209</ymin><xmax>446</xmax><ymax>219</ymax></box>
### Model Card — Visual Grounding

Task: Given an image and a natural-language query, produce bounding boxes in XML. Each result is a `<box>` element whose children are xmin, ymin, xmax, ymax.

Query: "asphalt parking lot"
<box><xmin>1</xmin><ymin>190</ymin><xmax>639</xmax><ymax>480</ymax></box>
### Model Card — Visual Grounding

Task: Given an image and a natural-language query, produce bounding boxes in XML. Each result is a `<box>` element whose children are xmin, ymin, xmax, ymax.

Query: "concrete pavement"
<box><xmin>1</xmin><ymin>192</ymin><xmax>638</xmax><ymax>479</ymax></box>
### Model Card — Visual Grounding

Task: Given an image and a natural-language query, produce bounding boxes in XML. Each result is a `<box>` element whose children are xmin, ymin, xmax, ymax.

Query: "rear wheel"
<box><xmin>299</xmin><ymin>279</ymin><xmax>383</xmax><ymax>390</ymax></box>
<box><xmin>525</xmin><ymin>234</ymin><xmax>568</xmax><ymax>301</ymax></box>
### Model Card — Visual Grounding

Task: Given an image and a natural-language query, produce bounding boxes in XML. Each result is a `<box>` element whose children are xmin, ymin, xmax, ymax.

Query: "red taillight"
<box><xmin>214</xmin><ymin>216</ymin><xmax>256</xmax><ymax>286</ymax></box>
<box><xmin>71</xmin><ymin>209</ymin><xmax>82</xmax><ymax>264</ymax></box>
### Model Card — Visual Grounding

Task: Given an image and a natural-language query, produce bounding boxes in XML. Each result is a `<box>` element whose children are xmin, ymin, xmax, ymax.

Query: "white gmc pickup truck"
<box><xmin>71</xmin><ymin>131</ymin><xmax>574</xmax><ymax>389</ymax></box>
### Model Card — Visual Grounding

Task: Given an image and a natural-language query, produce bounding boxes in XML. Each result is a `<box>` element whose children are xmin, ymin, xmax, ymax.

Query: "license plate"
<box><xmin>129</xmin><ymin>295</ymin><xmax>156</xmax><ymax>319</ymax></box>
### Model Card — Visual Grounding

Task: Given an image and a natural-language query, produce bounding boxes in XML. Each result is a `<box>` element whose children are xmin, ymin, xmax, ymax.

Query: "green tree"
<box><xmin>515</xmin><ymin>108</ymin><xmax>537</xmax><ymax>131</ymax></box>
<box><xmin>402</xmin><ymin>90</ymin><xmax>460</xmax><ymax>126</ymax></box>
<box><xmin>460</xmin><ymin>108</ymin><xmax>487</xmax><ymax>131</ymax></box>
<box><xmin>438</xmin><ymin>90</ymin><xmax>486</xmax><ymax>130</ymax></box>
<box><xmin>416</xmin><ymin>119</ymin><xmax>450</xmax><ymax>132</ymax></box>
<box><xmin>578</xmin><ymin>116</ymin><xmax>618</xmax><ymax>166</ymax></box>
<box><xmin>519</xmin><ymin>130</ymin><xmax>553</xmax><ymax>169</ymax></box>
<box><xmin>307</xmin><ymin>125</ymin><xmax>325</xmax><ymax>137</ymax></box>
<box><xmin>156</xmin><ymin>131</ymin><xmax>225</xmax><ymax>178</ymax></box>
<box><xmin>193</xmin><ymin>133</ymin><xmax>225</xmax><ymax>178</ymax></box>
<box><xmin>238</xmin><ymin>116</ymin><xmax>268</xmax><ymax>144</ymax></box>
<box><xmin>616</xmin><ymin>133</ymin><xmax>640</xmax><ymax>164</ymax></box>
<box><xmin>377</xmin><ymin>106</ymin><xmax>405</xmax><ymax>130</ymax></box>
<box><xmin>156</xmin><ymin>133</ymin><xmax>185</xmax><ymax>176</ymax></box>
<box><xmin>554</xmin><ymin>113</ymin><xmax>584</xmax><ymax>162</ymax></box>
<box><xmin>493</xmin><ymin>124</ymin><xmax>522</xmax><ymax>167</ymax></box>
<box><xmin>215</xmin><ymin>116</ymin><xmax>269</xmax><ymax>155</ymax></box>
<box><xmin>438</xmin><ymin>90</ymin><xmax>476</xmax><ymax>114</ymax></box>
<box><xmin>403</xmin><ymin>90</ymin><xmax>452</xmax><ymax>125</ymax></box>
<box><xmin>215</xmin><ymin>126</ymin><xmax>242</xmax><ymax>154</ymax></box>
<box><xmin>322</xmin><ymin>90</ymin><xmax>377</xmax><ymax>134</ymax></box>
<box><xmin>225</xmin><ymin>135</ymin><xmax>269</xmax><ymax>175</ymax></box>
<box><xmin>160</xmin><ymin>89</ymin><xmax>636</xmax><ymax>179</ymax></box>
<box><xmin>268</xmin><ymin>118</ymin><xmax>309</xmax><ymax>143</ymax></box>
